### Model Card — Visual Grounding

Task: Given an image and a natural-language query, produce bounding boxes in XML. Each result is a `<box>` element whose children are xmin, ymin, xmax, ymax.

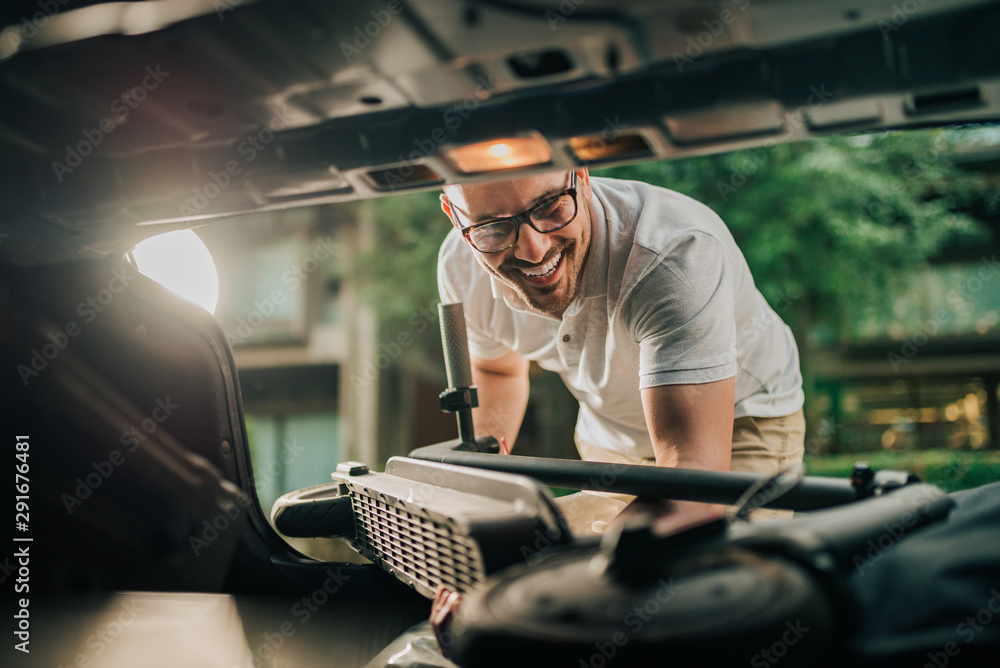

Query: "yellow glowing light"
<box><xmin>130</xmin><ymin>230</ymin><xmax>219</xmax><ymax>314</ymax></box>
<box><xmin>964</xmin><ymin>393</ymin><xmax>981</xmax><ymax>422</ymax></box>
<box><xmin>488</xmin><ymin>143</ymin><xmax>511</xmax><ymax>159</ymax></box>
<box><xmin>918</xmin><ymin>407</ymin><xmax>939</xmax><ymax>423</ymax></box>
<box><xmin>444</xmin><ymin>135</ymin><xmax>552</xmax><ymax>174</ymax></box>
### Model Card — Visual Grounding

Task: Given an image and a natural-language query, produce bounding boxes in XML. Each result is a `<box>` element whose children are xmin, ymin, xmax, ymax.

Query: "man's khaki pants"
<box><xmin>554</xmin><ymin>409</ymin><xmax>807</xmax><ymax>536</ymax></box>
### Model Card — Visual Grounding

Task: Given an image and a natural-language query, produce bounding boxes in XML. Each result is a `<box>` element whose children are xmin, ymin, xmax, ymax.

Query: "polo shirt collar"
<box><xmin>567</xmin><ymin>189</ymin><xmax>610</xmax><ymax>313</ymax></box>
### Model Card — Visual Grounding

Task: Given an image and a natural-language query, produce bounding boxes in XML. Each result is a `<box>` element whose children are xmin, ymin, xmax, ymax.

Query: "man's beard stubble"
<box><xmin>493</xmin><ymin>238</ymin><xmax>579</xmax><ymax>314</ymax></box>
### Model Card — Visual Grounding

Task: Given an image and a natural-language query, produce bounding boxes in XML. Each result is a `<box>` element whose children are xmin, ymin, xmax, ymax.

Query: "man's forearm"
<box><xmin>642</xmin><ymin>379</ymin><xmax>735</xmax><ymax>472</ymax></box>
<box><xmin>635</xmin><ymin>378</ymin><xmax>736</xmax><ymax>525</ymax></box>
<box><xmin>471</xmin><ymin>354</ymin><xmax>529</xmax><ymax>448</ymax></box>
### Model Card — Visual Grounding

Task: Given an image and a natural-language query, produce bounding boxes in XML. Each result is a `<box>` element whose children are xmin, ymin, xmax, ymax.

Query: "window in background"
<box><xmin>815</xmin><ymin>377</ymin><xmax>993</xmax><ymax>453</ymax></box>
<box><xmin>246</xmin><ymin>412</ymin><xmax>340</xmax><ymax>512</ymax></box>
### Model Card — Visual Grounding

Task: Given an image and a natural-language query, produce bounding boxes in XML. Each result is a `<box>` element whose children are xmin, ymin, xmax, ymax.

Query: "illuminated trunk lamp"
<box><xmin>443</xmin><ymin>135</ymin><xmax>552</xmax><ymax>174</ymax></box>
<box><xmin>567</xmin><ymin>131</ymin><xmax>654</xmax><ymax>164</ymax></box>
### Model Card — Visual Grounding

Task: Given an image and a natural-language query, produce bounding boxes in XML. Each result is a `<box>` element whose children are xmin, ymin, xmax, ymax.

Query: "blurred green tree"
<box><xmin>354</xmin><ymin>190</ymin><xmax>450</xmax><ymax>323</ymax></box>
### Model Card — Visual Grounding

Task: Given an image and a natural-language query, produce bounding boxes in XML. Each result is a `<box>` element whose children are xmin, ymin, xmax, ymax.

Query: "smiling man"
<box><xmin>437</xmin><ymin>168</ymin><xmax>804</xmax><ymax>531</ymax></box>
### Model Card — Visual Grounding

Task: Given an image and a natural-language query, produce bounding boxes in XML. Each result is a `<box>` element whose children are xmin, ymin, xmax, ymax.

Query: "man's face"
<box><xmin>441</xmin><ymin>169</ymin><xmax>593</xmax><ymax>316</ymax></box>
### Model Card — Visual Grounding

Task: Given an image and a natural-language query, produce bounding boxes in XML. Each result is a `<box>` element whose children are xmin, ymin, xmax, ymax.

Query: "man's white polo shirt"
<box><xmin>438</xmin><ymin>176</ymin><xmax>804</xmax><ymax>460</ymax></box>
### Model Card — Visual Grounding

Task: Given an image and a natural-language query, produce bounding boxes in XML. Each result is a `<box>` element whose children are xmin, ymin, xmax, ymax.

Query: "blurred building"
<box><xmin>809</xmin><ymin>146</ymin><xmax>1000</xmax><ymax>453</ymax></box>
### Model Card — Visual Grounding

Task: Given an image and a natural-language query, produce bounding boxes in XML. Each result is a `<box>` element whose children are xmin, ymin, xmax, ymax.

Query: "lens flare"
<box><xmin>130</xmin><ymin>229</ymin><xmax>219</xmax><ymax>314</ymax></box>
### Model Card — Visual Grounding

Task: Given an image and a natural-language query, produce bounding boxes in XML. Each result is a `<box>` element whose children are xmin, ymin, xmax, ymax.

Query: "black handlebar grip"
<box><xmin>439</xmin><ymin>303</ymin><xmax>473</xmax><ymax>389</ymax></box>
<box><xmin>271</xmin><ymin>483</ymin><xmax>355</xmax><ymax>538</ymax></box>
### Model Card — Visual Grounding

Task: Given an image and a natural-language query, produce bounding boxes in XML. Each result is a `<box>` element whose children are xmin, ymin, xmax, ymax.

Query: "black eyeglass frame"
<box><xmin>449</xmin><ymin>171</ymin><xmax>579</xmax><ymax>253</ymax></box>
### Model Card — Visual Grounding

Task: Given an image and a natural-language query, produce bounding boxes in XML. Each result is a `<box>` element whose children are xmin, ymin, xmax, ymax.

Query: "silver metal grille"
<box><xmin>349</xmin><ymin>487</ymin><xmax>486</xmax><ymax>597</ymax></box>
<box><xmin>332</xmin><ymin>457</ymin><xmax>572</xmax><ymax>600</ymax></box>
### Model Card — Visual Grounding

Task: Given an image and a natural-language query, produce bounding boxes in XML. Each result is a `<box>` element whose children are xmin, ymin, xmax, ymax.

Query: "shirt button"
<box><xmin>562</xmin><ymin>335</ymin><xmax>571</xmax><ymax>343</ymax></box>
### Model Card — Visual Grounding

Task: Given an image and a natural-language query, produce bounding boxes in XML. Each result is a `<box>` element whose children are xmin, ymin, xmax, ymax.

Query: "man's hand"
<box><xmin>430</xmin><ymin>587</ymin><xmax>461</xmax><ymax>657</ymax></box>
<box><xmin>615</xmin><ymin>497</ymin><xmax>725</xmax><ymax>537</ymax></box>
<box><xmin>471</xmin><ymin>350</ymin><xmax>529</xmax><ymax>449</ymax></box>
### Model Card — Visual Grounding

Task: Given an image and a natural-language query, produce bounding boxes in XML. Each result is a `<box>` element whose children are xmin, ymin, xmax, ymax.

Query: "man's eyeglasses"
<box><xmin>451</xmin><ymin>172</ymin><xmax>578</xmax><ymax>253</ymax></box>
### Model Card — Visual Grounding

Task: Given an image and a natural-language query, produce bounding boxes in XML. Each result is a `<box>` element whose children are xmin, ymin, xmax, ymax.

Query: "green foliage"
<box><xmin>356</xmin><ymin>192</ymin><xmax>451</xmax><ymax>325</ymax></box>
<box><xmin>352</xmin><ymin>193</ymin><xmax>451</xmax><ymax>369</ymax></box>
<box><xmin>804</xmin><ymin>449</ymin><xmax>1000</xmax><ymax>492</ymax></box>
<box><xmin>596</xmin><ymin>128</ymin><xmax>992</xmax><ymax>336</ymax></box>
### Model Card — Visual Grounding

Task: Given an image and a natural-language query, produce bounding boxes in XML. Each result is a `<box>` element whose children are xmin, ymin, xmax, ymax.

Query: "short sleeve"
<box><xmin>626</xmin><ymin>231</ymin><xmax>738</xmax><ymax>388</ymax></box>
<box><xmin>437</xmin><ymin>231</ymin><xmax>513</xmax><ymax>361</ymax></box>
